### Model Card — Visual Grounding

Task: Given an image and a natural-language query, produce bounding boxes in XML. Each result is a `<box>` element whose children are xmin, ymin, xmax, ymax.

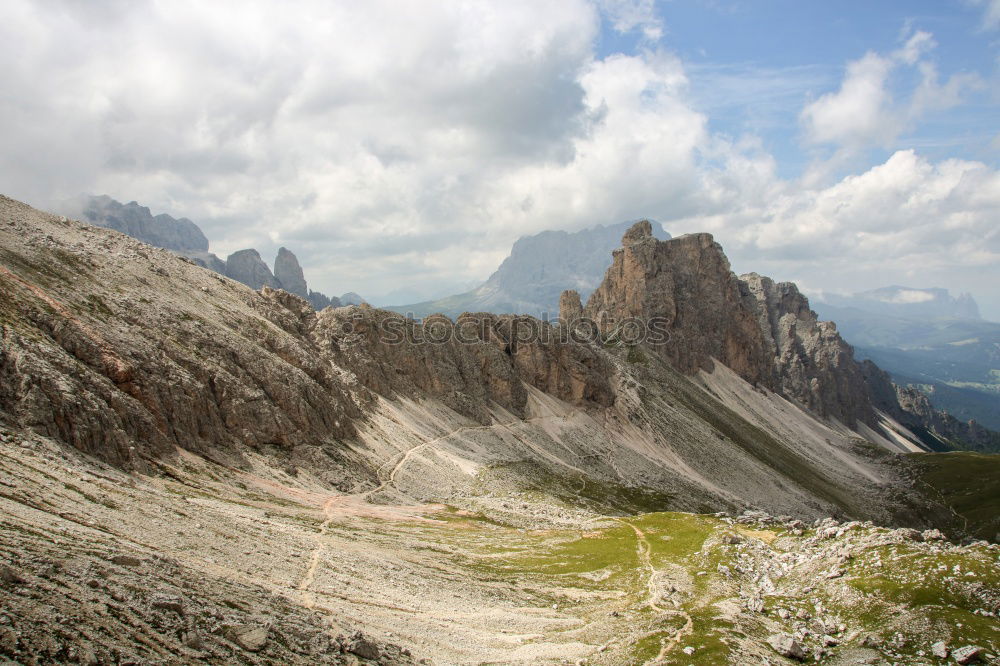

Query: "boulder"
<box><xmin>767</xmin><ymin>634</ymin><xmax>805</xmax><ymax>660</ymax></box>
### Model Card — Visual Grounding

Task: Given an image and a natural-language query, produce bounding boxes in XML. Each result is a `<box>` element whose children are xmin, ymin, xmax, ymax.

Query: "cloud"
<box><xmin>0</xmin><ymin>2</ymin><xmax>998</xmax><ymax>317</ymax></box>
<box><xmin>799</xmin><ymin>29</ymin><xmax>978</xmax><ymax>153</ymax></box>
<box><xmin>969</xmin><ymin>0</ymin><xmax>1000</xmax><ymax>30</ymax></box>
<box><xmin>885</xmin><ymin>289</ymin><xmax>935</xmax><ymax>304</ymax></box>
<box><xmin>597</xmin><ymin>0</ymin><xmax>663</xmax><ymax>41</ymax></box>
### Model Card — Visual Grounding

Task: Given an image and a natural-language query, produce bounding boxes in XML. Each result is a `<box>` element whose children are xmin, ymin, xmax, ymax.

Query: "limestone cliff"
<box><xmin>581</xmin><ymin>222</ymin><xmax>880</xmax><ymax>428</ymax></box>
<box><xmin>582</xmin><ymin>223</ymin><xmax>771</xmax><ymax>386</ymax></box>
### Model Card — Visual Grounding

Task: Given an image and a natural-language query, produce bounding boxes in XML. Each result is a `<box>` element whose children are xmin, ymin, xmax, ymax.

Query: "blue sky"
<box><xmin>600</xmin><ymin>0</ymin><xmax>999</xmax><ymax>177</ymax></box>
<box><xmin>1</xmin><ymin>0</ymin><xmax>998</xmax><ymax>316</ymax></box>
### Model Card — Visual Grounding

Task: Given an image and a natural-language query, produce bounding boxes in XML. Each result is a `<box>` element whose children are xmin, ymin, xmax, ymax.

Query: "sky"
<box><xmin>1</xmin><ymin>0</ymin><xmax>999</xmax><ymax>317</ymax></box>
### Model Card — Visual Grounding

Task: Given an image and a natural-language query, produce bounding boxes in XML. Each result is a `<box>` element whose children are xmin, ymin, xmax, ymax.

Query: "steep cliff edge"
<box><xmin>580</xmin><ymin>222</ymin><xmax>880</xmax><ymax>427</ymax></box>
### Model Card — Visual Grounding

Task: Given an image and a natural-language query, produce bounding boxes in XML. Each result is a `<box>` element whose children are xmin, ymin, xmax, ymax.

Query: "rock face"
<box><xmin>582</xmin><ymin>222</ymin><xmax>885</xmax><ymax>429</ymax></box>
<box><xmin>307</xmin><ymin>290</ymin><xmax>340</xmax><ymax>311</ymax></box>
<box><xmin>583</xmin><ymin>226</ymin><xmax>771</xmax><ymax>386</ymax></box>
<box><xmin>225</xmin><ymin>249</ymin><xmax>281</xmax><ymax>290</ymax></box>
<box><xmin>0</xmin><ymin>197</ymin><xmax>360</xmax><ymax>471</ymax></box>
<box><xmin>74</xmin><ymin>195</ymin><xmax>210</xmax><ymax>253</ymax></box>
<box><xmin>273</xmin><ymin>247</ymin><xmax>308</xmax><ymax>298</ymax></box>
<box><xmin>559</xmin><ymin>290</ymin><xmax>582</xmax><ymax>323</ymax></box>
<box><xmin>312</xmin><ymin>308</ymin><xmax>613</xmax><ymax>424</ymax></box>
<box><xmin>742</xmin><ymin>273</ymin><xmax>876</xmax><ymax>427</ymax></box>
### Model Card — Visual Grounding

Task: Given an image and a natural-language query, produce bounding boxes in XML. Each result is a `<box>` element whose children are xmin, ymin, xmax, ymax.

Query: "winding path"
<box><xmin>617</xmin><ymin>519</ymin><xmax>694</xmax><ymax>664</ymax></box>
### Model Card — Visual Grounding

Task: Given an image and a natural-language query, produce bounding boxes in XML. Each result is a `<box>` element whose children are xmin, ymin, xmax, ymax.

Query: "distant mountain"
<box><xmin>388</xmin><ymin>219</ymin><xmax>670</xmax><ymax>318</ymax></box>
<box><xmin>813</xmin><ymin>289</ymin><xmax>1000</xmax><ymax>431</ymax></box>
<box><xmin>70</xmin><ymin>194</ymin><xmax>210</xmax><ymax>254</ymax></box>
<box><xmin>64</xmin><ymin>195</ymin><xmax>347</xmax><ymax>311</ymax></box>
<box><xmin>821</xmin><ymin>285</ymin><xmax>981</xmax><ymax>321</ymax></box>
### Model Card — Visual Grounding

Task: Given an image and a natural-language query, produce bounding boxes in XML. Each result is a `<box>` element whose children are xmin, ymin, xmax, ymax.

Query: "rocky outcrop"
<box><xmin>582</xmin><ymin>222</ymin><xmax>884</xmax><ymax>428</ymax></box>
<box><xmin>74</xmin><ymin>195</ymin><xmax>210</xmax><ymax>253</ymax></box>
<box><xmin>583</xmin><ymin>225</ymin><xmax>771</xmax><ymax>385</ymax></box>
<box><xmin>311</xmin><ymin>308</ymin><xmax>613</xmax><ymax>424</ymax></box>
<box><xmin>742</xmin><ymin>274</ymin><xmax>877</xmax><ymax>428</ymax></box>
<box><xmin>0</xmin><ymin>196</ymin><xmax>360</xmax><ymax>471</ymax></box>
<box><xmin>225</xmin><ymin>249</ymin><xmax>281</xmax><ymax>290</ymax></box>
<box><xmin>559</xmin><ymin>290</ymin><xmax>582</xmax><ymax>323</ymax></box>
<box><xmin>307</xmin><ymin>290</ymin><xmax>340</xmax><ymax>311</ymax></box>
<box><xmin>273</xmin><ymin>247</ymin><xmax>309</xmax><ymax>298</ymax></box>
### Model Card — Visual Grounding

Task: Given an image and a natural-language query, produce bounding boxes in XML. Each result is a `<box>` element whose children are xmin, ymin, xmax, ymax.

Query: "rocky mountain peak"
<box><xmin>584</xmin><ymin>229</ymin><xmax>768</xmax><ymax>382</ymax></box>
<box><xmin>225</xmin><ymin>249</ymin><xmax>280</xmax><ymax>290</ymax></box>
<box><xmin>273</xmin><ymin>247</ymin><xmax>308</xmax><ymax>299</ymax></box>
<box><xmin>621</xmin><ymin>219</ymin><xmax>653</xmax><ymax>246</ymax></box>
<box><xmin>585</xmin><ymin>231</ymin><xmax>889</xmax><ymax>428</ymax></box>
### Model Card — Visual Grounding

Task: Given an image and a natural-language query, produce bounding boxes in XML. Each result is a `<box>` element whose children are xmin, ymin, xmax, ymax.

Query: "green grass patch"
<box><xmin>908</xmin><ymin>451</ymin><xmax>1000</xmax><ymax>541</ymax></box>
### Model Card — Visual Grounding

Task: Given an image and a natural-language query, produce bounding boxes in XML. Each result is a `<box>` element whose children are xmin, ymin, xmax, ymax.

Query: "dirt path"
<box><xmin>297</xmin><ymin>497</ymin><xmax>337</xmax><ymax>608</ymax></box>
<box><xmin>618</xmin><ymin>519</ymin><xmax>694</xmax><ymax>664</ymax></box>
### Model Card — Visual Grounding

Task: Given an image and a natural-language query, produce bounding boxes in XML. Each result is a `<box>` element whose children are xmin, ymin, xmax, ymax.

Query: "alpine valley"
<box><xmin>1</xmin><ymin>194</ymin><xmax>997</xmax><ymax>665</ymax></box>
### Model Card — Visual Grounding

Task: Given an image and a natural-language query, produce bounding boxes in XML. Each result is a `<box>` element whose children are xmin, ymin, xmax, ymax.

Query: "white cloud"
<box><xmin>800</xmin><ymin>51</ymin><xmax>897</xmax><ymax>148</ymax></box>
<box><xmin>0</xmin><ymin>2</ymin><xmax>998</xmax><ymax>317</ymax></box>
<box><xmin>799</xmin><ymin>29</ymin><xmax>978</xmax><ymax>153</ymax></box>
<box><xmin>597</xmin><ymin>0</ymin><xmax>663</xmax><ymax>41</ymax></box>
<box><xmin>970</xmin><ymin>0</ymin><xmax>1000</xmax><ymax>30</ymax></box>
<box><xmin>885</xmin><ymin>289</ymin><xmax>935</xmax><ymax>304</ymax></box>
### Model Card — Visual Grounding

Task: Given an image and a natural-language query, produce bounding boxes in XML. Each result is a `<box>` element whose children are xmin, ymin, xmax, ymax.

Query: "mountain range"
<box><xmin>2</xmin><ymin>194</ymin><xmax>998</xmax><ymax>663</ymax></box>
<box><xmin>813</xmin><ymin>288</ymin><xmax>1000</xmax><ymax>431</ymax></box>
<box><xmin>63</xmin><ymin>194</ymin><xmax>360</xmax><ymax>312</ymax></box>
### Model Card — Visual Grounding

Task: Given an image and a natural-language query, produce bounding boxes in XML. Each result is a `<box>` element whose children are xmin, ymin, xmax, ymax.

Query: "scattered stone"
<box><xmin>722</xmin><ymin>534</ymin><xmax>744</xmax><ymax>545</ymax></box>
<box><xmin>110</xmin><ymin>554</ymin><xmax>142</xmax><ymax>567</ymax></box>
<box><xmin>952</xmin><ymin>646</ymin><xmax>983</xmax><ymax>664</ymax></box>
<box><xmin>861</xmin><ymin>634</ymin><xmax>881</xmax><ymax>648</ymax></box>
<box><xmin>231</xmin><ymin>625</ymin><xmax>268</xmax><ymax>652</ymax></box>
<box><xmin>930</xmin><ymin>641</ymin><xmax>949</xmax><ymax>659</ymax></box>
<box><xmin>0</xmin><ymin>565</ymin><xmax>25</xmax><ymax>586</ymax></box>
<box><xmin>682</xmin><ymin>646</ymin><xmax>695</xmax><ymax>655</ymax></box>
<box><xmin>767</xmin><ymin>634</ymin><xmax>806</xmax><ymax>660</ymax></box>
<box><xmin>345</xmin><ymin>632</ymin><xmax>380</xmax><ymax>660</ymax></box>
<box><xmin>822</xmin><ymin>635</ymin><xmax>839</xmax><ymax>647</ymax></box>
<box><xmin>150</xmin><ymin>594</ymin><xmax>185</xmax><ymax>616</ymax></box>
<box><xmin>922</xmin><ymin>529</ymin><xmax>947</xmax><ymax>541</ymax></box>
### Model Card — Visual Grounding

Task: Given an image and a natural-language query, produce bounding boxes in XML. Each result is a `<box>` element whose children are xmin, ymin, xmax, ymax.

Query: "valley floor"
<box><xmin>1</xmin><ymin>427</ymin><xmax>997</xmax><ymax>665</ymax></box>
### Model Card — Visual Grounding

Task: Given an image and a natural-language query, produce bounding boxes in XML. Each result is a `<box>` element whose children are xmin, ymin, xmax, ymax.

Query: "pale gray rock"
<box><xmin>767</xmin><ymin>634</ymin><xmax>805</xmax><ymax>660</ymax></box>
<box><xmin>930</xmin><ymin>641</ymin><xmax>949</xmax><ymax>658</ymax></box>
<box><xmin>73</xmin><ymin>195</ymin><xmax>209</xmax><ymax>253</ymax></box>
<box><xmin>953</xmin><ymin>645</ymin><xmax>983</xmax><ymax>664</ymax></box>
<box><xmin>273</xmin><ymin>247</ymin><xmax>308</xmax><ymax>298</ymax></box>
<box><xmin>225</xmin><ymin>249</ymin><xmax>280</xmax><ymax>290</ymax></box>
<box><xmin>340</xmin><ymin>291</ymin><xmax>365</xmax><ymax>306</ymax></box>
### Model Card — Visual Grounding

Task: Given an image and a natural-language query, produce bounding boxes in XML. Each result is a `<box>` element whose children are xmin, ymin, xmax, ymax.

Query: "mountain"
<box><xmin>821</xmin><ymin>285</ymin><xmax>981</xmax><ymax>321</ymax></box>
<box><xmin>70</xmin><ymin>194</ymin><xmax>211</xmax><ymax>254</ymax></box>
<box><xmin>2</xmin><ymin>196</ymin><xmax>998</xmax><ymax>663</ymax></box>
<box><xmin>65</xmin><ymin>194</ymin><xmax>344</xmax><ymax>311</ymax></box>
<box><xmin>813</xmin><ymin>289</ymin><xmax>1000</xmax><ymax>431</ymax></box>
<box><xmin>389</xmin><ymin>219</ymin><xmax>669</xmax><ymax>318</ymax></box>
